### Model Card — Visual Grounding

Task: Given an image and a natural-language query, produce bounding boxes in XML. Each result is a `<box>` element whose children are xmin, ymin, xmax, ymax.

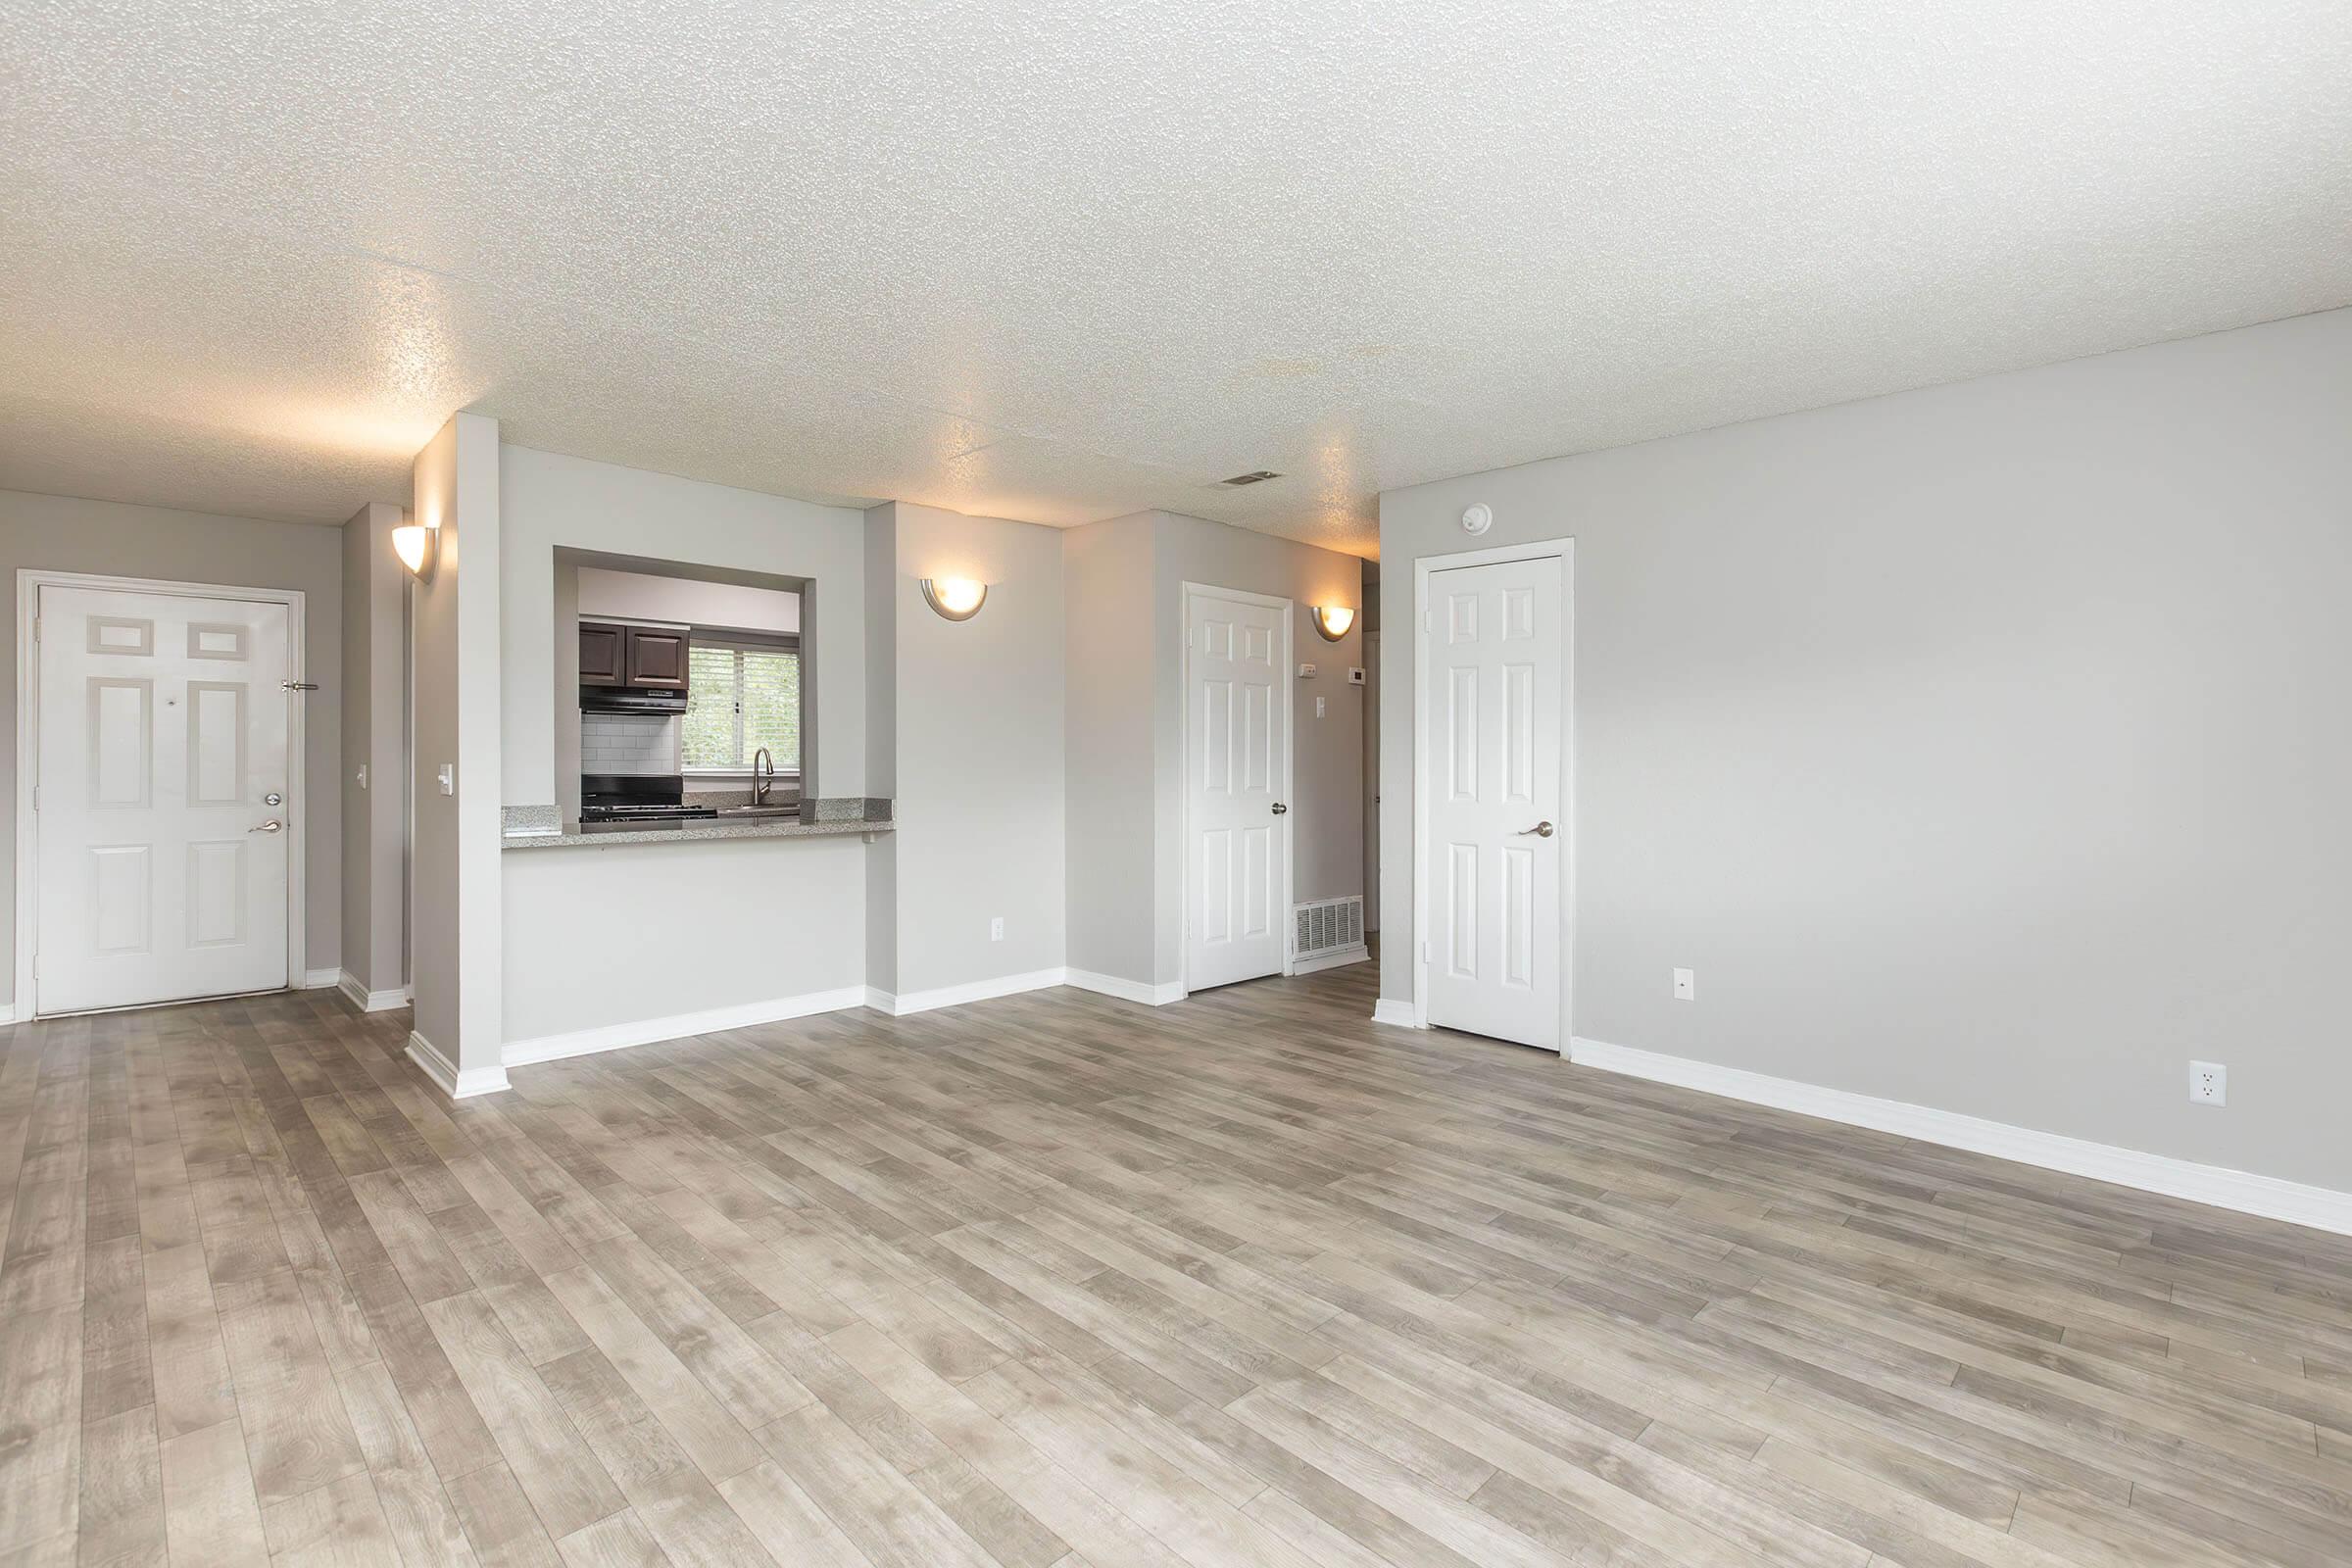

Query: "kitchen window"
<box><xmin>682</xmin><ymin>635</ymin><xmax>801</xmax><ymax>774</ymax></box>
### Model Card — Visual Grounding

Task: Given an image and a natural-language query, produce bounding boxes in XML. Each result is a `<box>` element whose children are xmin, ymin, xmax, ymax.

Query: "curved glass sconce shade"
<box><xmin>392</xmin><ymin>523</ymin><xmax>436</xmax><ymax>581</ymax></box>
<box><xmin>920</xmin><ymin>577</ymin><xmax>987</xmax><ymax>620</ymax></box>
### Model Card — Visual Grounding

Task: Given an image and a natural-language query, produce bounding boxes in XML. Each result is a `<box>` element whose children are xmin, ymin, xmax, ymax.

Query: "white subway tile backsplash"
<box><xmin>580</xmin><ymin>711</ymin><xmax>680</xmax><ymax>775</ymax></box>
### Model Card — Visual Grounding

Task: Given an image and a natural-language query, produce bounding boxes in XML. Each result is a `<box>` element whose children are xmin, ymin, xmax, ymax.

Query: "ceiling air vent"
<box><xmin>1220</xmin><ymin>470</ymin><xmax>1283</xmax><ymax>486</ymax></box>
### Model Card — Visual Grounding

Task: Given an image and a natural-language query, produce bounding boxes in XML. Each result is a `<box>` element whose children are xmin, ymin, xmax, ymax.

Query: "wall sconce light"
<box><xmin>1310</xmin><ymin>605</ymin><xmax>1355</xmax><ymax>642</ymax></box>
<box><xmin>391</xmin><ymin>522</ymin><xmax>437</xmax><ymax>582</ymax></box>
<box><xmin>920</xmin><ymin>577</ymin><xmax>987</xmax><ymax>621</ymax></box>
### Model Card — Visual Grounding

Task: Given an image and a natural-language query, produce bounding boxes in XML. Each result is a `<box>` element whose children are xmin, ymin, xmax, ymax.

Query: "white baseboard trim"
<box><xmin>1370</xmin><ymin>998</ymin><xmax>1420</xmax><ymax>1028</ymax></box>
<box><xmin>1292</xmin><ymin>944</ymin><xmax>1370</xmax><ymax>977</ymax></box>
<box><xmin>407</xmin><ymin>1030</ymin><xmax>508</xmax><ymax>1100</ymax></box>
<box><xmin>865</xmin><ymin>967</ymin><xmax>1067</xmax><ymax>1018</ymax></box>
<box><xmin>300</xmin><ymin>967</ymin><xmax>341</xmax><ymax>990</ymax></box>
<box><xmin>503</xmin><ymin>985</ymin><xmax>869</xmax><ymax>1069</ymax></box>
<box><xmin>337</xmin><ymin>971</ymin><xmax>411</xmax><ymax>1013</ymax></box>
<box><xmin>1063</xmin><ymin>968</ymin><xmax>1187</xmax><ymax>1006</ymax></box>
<box><xmin>501</xmin><ymin>969</ymin><xmax>1188</xmax><ymax>1077</ymax></box>
<box><xmin>1569</xmin><ymin>1036</ymin><xmax>2352</xmax><ymax>1239</ymax></box>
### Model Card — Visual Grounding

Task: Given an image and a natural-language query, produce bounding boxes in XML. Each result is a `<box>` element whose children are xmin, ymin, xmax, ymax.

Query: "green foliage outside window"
<box><xmin>682</xmin><ymin>641</ymin><xmax>799</xmax><ymax>770</ymax></box>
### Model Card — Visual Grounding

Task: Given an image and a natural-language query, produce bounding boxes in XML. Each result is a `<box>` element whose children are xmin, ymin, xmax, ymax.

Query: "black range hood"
<box><xmin>580</xmin><ymin>685</ymin><xmax>687</xmax><ymax>715</ymax></box>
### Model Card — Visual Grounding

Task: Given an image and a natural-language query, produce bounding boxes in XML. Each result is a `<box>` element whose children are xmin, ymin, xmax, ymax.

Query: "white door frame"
<box><xmin>14</xmin><ymin>568</ymin><xmax>309</xmax><ymax>1019</ymax></box>
<box><xmin>1179</xmin><ymin>580</ymin><xmax>1295</xmax><ymax>994</ymax></box>
<box><xmin>1410</xmin><ymin>538</ymin><xmax>1575</xmax><ymax>1040</ymax></box>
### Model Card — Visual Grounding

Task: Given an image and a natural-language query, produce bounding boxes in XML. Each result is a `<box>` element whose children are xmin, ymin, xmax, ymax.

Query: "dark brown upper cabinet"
<box><xmin>623</xmin><ymin>625</ymin><xmax>690</xmax><ymax>689</ymax></box>
<box><xmin>578</xmin><ymin>621</ymin><xmax>627</xmax><ymax>685</ymax></box>
<box><xmin>580</xmin><ymin>620</ymin><xmax>691</xmax><ymax>689</ymax></box>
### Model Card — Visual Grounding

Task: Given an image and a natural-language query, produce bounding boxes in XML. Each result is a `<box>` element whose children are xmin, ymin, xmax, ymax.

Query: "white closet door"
<box><xmin>1187</xmin><ymin>588</ymin><xmax>1290</xmax><ymax>991</ymax></box>
<box><xmin>1424</xmin><ymin>556</ymin><xmax>1564</xmax><ymax>1049</ymax></box>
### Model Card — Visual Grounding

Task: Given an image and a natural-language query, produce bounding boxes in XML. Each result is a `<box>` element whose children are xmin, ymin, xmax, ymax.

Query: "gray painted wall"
<box><xmin>339</xmin><ymin>501</ymin><xmax>408</xmax><ymax>996</ymax></box>
<box><xmin>0</xmin><ymin>488</ymin><xmax>343</xmax><ymax>1005</ymax></box>
<box><xmin>408</xmin><ymin>413</ymin><xmax>505</xmax><ymax>1073</ymax></box>
<box><xmin>1377</xmin><ymin>308</ymin><xmax>2352</xmax><ymax>1190</ymax></box>
<box><xmin>503</xmin><ymin>835</ymin><xmax>866</xmax><ymax>1045</ymax></box>
<box><xmin>884</xmin><ymin>502</ymin><xmax>1067</xmax><ymax>997</ymax></box>
<box><xmin>1062</xmin><ymin>514</ymin><xmax>1160</xmax><ymax>985</ymax></box>
<box><xmin>552</xmin><ymin>554</ymin><xmax>581</xmax><ymax>822</ymax></box>
<box><xmin>408</xmin><ymin>426</ymin><xmax>463</xmax><ymax>1056</ymax></box>
<box><xmin>862</xmin><ymin>505</ymin><xmax>900</xmax><ymax>997</ymax></box>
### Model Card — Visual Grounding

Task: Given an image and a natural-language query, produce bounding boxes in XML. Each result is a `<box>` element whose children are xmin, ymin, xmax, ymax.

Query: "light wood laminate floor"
<box><xmin>5</xmin><ymin>959</ymin><xmax>2351</xmax><ymax>1567</ymax></box>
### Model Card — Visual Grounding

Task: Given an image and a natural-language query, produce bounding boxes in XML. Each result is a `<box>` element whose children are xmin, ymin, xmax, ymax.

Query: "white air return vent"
<box><xmin>1293</xmin><ymin>895</ymin><xmax>1365</xmax><ymax>961</ymax></box>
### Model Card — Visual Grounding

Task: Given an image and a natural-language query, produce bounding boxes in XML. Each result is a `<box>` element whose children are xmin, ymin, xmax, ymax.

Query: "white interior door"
<box><xmin>1363</xmin><ymin>629</ymin><xmax>1380</xmax><ymax>934</ymax></box>
<box><xmin>34</xmin><ymin>585</ymin><xmax>293</xmax><ymax>1014</ymax></box>
<box><xmin>1186</xmin><ymin>587</ymin><xmax>1290</xmax><ymax>991</ymax></box>
<box><xmin>1424</xmin><ymin>556</ymin><xmax>1564</xmax><ymax>1048</ymax></box>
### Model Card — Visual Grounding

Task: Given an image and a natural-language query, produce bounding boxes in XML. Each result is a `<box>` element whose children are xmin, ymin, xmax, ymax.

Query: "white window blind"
<box><xmin>682</xmin><ymin>638</ymin><xmax>800</xmax><ymax>772</ymax></box>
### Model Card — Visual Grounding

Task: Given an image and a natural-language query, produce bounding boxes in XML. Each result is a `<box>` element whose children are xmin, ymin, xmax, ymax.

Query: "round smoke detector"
<box><xmin>1460</xmin><ymin>503</ymin><xmax>1494</xmax><ymax>535</ymax></box>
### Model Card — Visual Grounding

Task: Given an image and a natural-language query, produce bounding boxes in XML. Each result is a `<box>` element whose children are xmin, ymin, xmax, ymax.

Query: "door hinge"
<box><xmin>30</xmin><ymin>616</ymin><xmax>38</xmax><ymax>643</ymax></box>
<box><xmin>281</xmin><ymin>680</ymin><xmax>319</xmax><ymax>692</ymax></box>
<box><xmin>1420</xmin><ymin>940</ymin><xmax>1431</xmax><ymax>962</ymax></box>
<box><xmin>1421</xmin><ymin>610</ymin><xmax>1433</xmax><ymax>632</ymax></box>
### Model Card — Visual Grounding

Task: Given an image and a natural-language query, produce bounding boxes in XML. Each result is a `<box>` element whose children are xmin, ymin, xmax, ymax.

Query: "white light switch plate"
<box><xmin>437</xmin><ymin>763</ymin><xmax>455</xmax><ymax>797</ymax></box>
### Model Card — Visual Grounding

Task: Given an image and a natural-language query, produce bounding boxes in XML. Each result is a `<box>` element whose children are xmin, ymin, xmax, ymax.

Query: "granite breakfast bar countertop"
<box><xmin>502</xmin><ymin>799</ymin><xmax>893</xmax><ymax>850</ymax></box>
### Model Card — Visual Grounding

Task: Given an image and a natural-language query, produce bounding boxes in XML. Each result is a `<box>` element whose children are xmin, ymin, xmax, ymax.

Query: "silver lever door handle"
<box><xmin>1270</xmin><ymin>803</ymin><xmax>1288</xmax><ymax>814</ymax></box>
<box><xmin>249</xmin><ymin>819</ymin><xmax>283</xmax><ymax>834</ymax></box>
<box><xmin>1518</xmin><ymin>820</ymin><xmax>1554</xmax><ymax>837</ymax></box>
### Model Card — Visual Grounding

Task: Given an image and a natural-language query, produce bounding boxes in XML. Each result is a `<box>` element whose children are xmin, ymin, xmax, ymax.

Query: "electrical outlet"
<box><xmin>1672</xmin><ymin>967</ymin><xmax>1695</xmax><ymax>1001</ymax></box>
<box><xmin>2189</xmin><ymin>1060</ymin><xmax>2227</xmax><ymax>1105</ymax></box>
<box><xmin>990</xmin><ymin>916</ymin><xmax>1005</xmax><ymax>942</ymax></box>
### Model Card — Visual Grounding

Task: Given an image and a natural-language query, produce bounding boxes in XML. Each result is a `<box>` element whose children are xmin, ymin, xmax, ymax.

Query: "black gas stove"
<box><xmin>578</xmin><ymin>773</ymin><xmax>716</xmax><ymax>830</ymax></box>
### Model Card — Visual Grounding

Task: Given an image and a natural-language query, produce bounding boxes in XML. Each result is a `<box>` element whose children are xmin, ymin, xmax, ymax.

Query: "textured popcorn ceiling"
<box><xmin>3</xmin><ymin>2</ymin><xmax>2347</xmax><ymax>555</ymax></box>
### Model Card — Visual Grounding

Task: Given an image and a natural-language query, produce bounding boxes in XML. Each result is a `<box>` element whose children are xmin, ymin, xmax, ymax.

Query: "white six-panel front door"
<box><xmin>1424</xmin><ymin>555</ymin><xmax>1564</xmax><ymax>1049</ymax></box>
<box><xmin>35</xmin><ymin>585</ymin><xmax>293</xmax><ymax>1014</ymax></box>
<box><xmin>1186</xmin><ymin>588</ymin><xmax>1290</xmax><ymax>991</ymax></box>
